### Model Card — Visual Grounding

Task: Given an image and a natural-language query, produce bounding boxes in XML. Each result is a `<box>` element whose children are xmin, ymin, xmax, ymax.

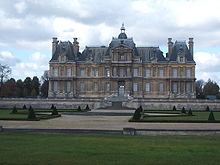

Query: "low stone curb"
<box><xmin>1</xmin><ymin>127</ymin><xmax>220</xmax><ymax>136</ymax></box>
<box><xmin>1</xmin><ymin>127</ymin><xmax>122</xmax><ymax>135</ymax></box>
<box><xmin>123</xmin><ymin>128</ymin><xmax>220</xmax><ymax>136</ymax></box>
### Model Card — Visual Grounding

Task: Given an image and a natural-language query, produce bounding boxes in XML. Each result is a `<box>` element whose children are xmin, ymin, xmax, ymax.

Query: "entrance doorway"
<box><xmin>118</xmin><ymin>81</ymin><xmax>125</xmax><ymax>96</ymax></box>
<box><xmin>119</xmin><ymin>85</ymin><xmax>125</xmax><ymax>96</ymax></box>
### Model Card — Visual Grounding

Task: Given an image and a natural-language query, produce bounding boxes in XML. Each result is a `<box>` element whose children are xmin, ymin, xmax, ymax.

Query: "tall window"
<box><xmin>145</xmin><ymin>82</ymin><xmax>150</xmax><ymax>92</ymax></box>
<box><xmin>172</xmin><ymin>68</ymin><xmax>178</xmax><ymax>78</ymax></box>
<box><xmin>80</xmin><ymin>82</ymin><xmax>85</xmax><ymax>91</ymax></box>
<box><xmin>119</xmin><ymin>68</ymin><xmax>125</xmax><ymax>77</ymax></box>
<box><xmin>133</xmin><ymin>83</ymin><xmax>138</xmax><ymax>92</ymax></box>
<box><xmin>105</xmin><ymin>68</ymin><xmax>110</xmax><ymax>77</ymax></box>
<box><xmin>67</xmin><ymin>68</ymin><xmax>72</xmax><ymax>77</ymax></box>
<box><xmin>119</xmin><ymin>55</ymin><xmax>125</xmax><ymax>61</ymax></box>
<box><xmin>54</xmin><ymin>81</ymin><xmax>58</xmax><ymax>91</ymax></box>
<box><xmin>186</xmin><ymin>68</ymin><xmax>191</xmax><ymax>78</ymax></box>
<box><xmin>105</xmin><ymin>82</ymin><xmax>110</xmax><ymax>91</ymax></box>
<box><xmin>186</xmin><ymin>82</ymin><xmax>192</xmax><ymax>93</ymax></box>
<box><xmin>93</xmin><ymin>68</ymin><xmax>99</xmax><ymax>77</ymax></box>
<box><xmin>79</xmin><ymin>68</ymin><xmax>85</xmax><ymax>77</ymax></box>
<box><xmin>145</xmin><ymin>68</ymin><xmax>151</xmax><ymax>78</ymax></box>
<box><xmin>54</xmin><ymin>68</ymin><xmax>58</xmax><ymax>77</ymax></box>
<box><xmin>159</xmin><ymin>83</ymin><xmax>164</xmax><ymax>92</ymax></box>
<box><xmin>66</xmin><ymin>82</ymin><xmax>71</xmax><ymax>92</ymax></box>
<box><xmin>93</xmin><ymin>82</ymin><xmax>98</xmax><ymax>91</ymax></box>
<box><xmin>159</xmin><ymin>69</ymin><xmax>164</xmax><ymax>77</ymax></box>
<box><xmin>133</xmin><ymin>68</ymin><xmax>139</xmax><ymax>77</ymax></box>
<box><xmin>172</xmin><ymin>82</ymin><xmax>178</xmax><ymax>93</ymax></box>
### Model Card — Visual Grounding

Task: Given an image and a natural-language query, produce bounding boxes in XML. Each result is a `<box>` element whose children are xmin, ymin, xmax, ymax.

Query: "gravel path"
<box><xmin>1</xmin><ymin>113</ymin><xmax>220</xmax><ymax>130</ymax></box>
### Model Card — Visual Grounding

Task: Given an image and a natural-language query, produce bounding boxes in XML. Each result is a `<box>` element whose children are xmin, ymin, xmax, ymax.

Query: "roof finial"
<box><xmin>120</xmin><ymin>23</ymin><xmax>125</xmax><ymax>33</ymax></box>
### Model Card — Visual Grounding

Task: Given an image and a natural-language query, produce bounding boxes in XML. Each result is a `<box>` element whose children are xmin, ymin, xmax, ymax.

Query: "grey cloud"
<box><xmin>1</xmin><ymin>0</ymin><xmax>220</xmax><ymax>50</ymax></box>
<box><xmin>0</xmin><ymin>52</ymin><xmax>20</xmax><ymax>66</ymax></box>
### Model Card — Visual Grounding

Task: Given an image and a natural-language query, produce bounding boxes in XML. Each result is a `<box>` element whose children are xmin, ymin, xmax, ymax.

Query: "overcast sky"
<box><xmin>0</xmin><ymin>0</ymin><xmax>220</xmax><ymax>83</ymax></box>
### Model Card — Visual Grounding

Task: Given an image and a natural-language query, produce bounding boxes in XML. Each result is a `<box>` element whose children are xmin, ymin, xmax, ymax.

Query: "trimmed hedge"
<box><xmin>11</xmin><ymin>106</ymin><xmax>17</xmax><ymax>114</ymax></box>
<box><xmin>208</xmin><ymin>111</ymin><xmax>215</xmax><ymax>121</ymax></box>
<box><xmin>27</xmin><ymin>106</ymin><xmax>36</xmax><ymax>120</ymax></box>
<box><xmin>52</xmin><ymin>106</ymin><xmax>59</xmax><ymax>115</ymax></box>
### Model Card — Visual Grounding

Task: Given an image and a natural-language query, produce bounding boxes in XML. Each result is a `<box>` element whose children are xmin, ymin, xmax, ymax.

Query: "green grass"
<box><xmin>143</xmin><ymin>112</ymin><xmax>220</xmax><ymax>120</ymax></box>
<box><xmin>134</xmin><ymin>111</ymin><xmax>220</xmax><ymax>122</ymax></box>
<box><xmin>0</xmin><ymin>133</ymin><xmax>219</xmax><ymax>165</ymax></box>
<box><xmin>0</xmin><ymin>109</ymin><xmax>61</xmax><ymax>120</ymax></box>
<box><xmin>0</xmin><ymin>110</ymin><xmax>27</xmax><ymax>119</ymax></box>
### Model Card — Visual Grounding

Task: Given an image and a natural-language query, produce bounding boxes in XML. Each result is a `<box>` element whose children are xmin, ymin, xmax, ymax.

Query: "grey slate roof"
<box><xmin>169</xmin><ymin>41</ymin><xmax>195</xmax><ymax>63</ymax></box>
<box><xmin>50</xmin><ymin>31</ymin><xmax>193</xmax><ymax>64</ymax></box>
<box><xmin>136</xmin><ymin>47</ymin><xmax>166</xmax><ymax>62</ymax></box>
<box><xmin>118</xmin><ymin>32</ymin><xmax>128</xmax><ymax>39</ymax></box>
<box><xmin>50</xmin><ymin>41</ymin><xmax>77</xmax><ymax>62</ymax></box>
<box><xmin>81</xmin><ymin>47</ymin><xmax>108</xmax><ymax>63</ymax></box>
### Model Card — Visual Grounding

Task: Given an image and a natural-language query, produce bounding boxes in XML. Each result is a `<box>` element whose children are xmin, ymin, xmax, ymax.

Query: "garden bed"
<box><xmin>130</xmin><ymin>110</ymin><xmax>220</xmax><ymax>123</ymax></box>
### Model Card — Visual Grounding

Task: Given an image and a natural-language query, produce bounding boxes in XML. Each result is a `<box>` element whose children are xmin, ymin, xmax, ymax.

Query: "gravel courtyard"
<box><xmin>1</xmin><ymin>109</ymin><xmax>220</xmax><ymax>130</ymax></box>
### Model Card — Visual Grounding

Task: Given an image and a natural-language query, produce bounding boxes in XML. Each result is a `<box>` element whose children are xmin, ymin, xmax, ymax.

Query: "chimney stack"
<box><xmin>168</xmin><ymin>38</ymin><xmax>173</xmax><ymax>59</ymax></box>
<box><xmin>188</xmin><ymin>38</ymin><xmax>194</xmax><ymax>59</ymax></box>
<box><xmin>52</xmin><ymin>37</ymin><xmax>58</xmax><ymax>57</ymax></box>
<box><xmin>73</xmin><ymin>38</ymin><xmax>79</xmax><ymax>56</ymax></box>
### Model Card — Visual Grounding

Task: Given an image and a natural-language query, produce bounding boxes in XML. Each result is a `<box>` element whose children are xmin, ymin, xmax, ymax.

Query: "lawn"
<box><xmin>0</xmin><ymin>133</ymin><xmax>219</xmax><ymax>165</ymax></box>
<box><xmin>0</xmin><ymin>109</ymin><xmax>61</xmax><ymax>120</ymax></box>
<box><xmin>131</xmin><ymin>110</ymin><xmax>220</xmax><ymax>122</ymax></box>
<box><xmin>0</xmin><ymin>110</ymin><xmax>27</xmax><ymax>119</ymax></box>
<box><xmin>143</xmin><ymin>111</ymin><xmax>220</xmax><ymax>121</ymax></box>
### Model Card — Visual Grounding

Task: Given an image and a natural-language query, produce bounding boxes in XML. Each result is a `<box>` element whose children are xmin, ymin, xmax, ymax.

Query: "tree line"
<box><xmin>196</xmin><ymin>79</ymin><xmax>220</xmax><ymax>99</ymax></box>
<box><xmin>0</xmin><ymin>64</ymin><xmax>48</xmax><ymax>98</ymax></box>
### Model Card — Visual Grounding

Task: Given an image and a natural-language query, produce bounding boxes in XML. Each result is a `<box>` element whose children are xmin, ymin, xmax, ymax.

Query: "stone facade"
<box><xmin>48</xmin><ymin>25</ymin><xmax>196</xmax><ymax>99</ymax></box>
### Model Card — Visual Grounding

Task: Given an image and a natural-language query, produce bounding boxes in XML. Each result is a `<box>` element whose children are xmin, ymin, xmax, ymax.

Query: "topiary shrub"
<box><xmin>23</xmin><ymin>104</ymin><xmax>27</xmax><ymax>110</ymax></box>
<box><xmin>51</xmin><ymin>104</ymin><xmax>55</xmax><ymax>110</ymax></box>
<box><xmin>188</xmin><ymin>108</ymin><xmax>193</xmax><ymax>116</ymax></box>
<box><xmin>181</xmin><ymin>107</ymin><xmax>186</xmax><ymax>114</ymax></box>
<box><xmin>208</xmin><ymin>111</ymin><xmax>215</xmax><ymax>121</ymax></box>
<box><xmin>52</xmin><ymin>106</ymin><xmax>58</xmax><ymax>115</ymax></box>
<box><xmin>77</xmin><ymin>106</ymin><xmax>81</xmax><ymax>111</ymax></box>
<box><xmin>132</xmin><ymin>107</ymin><xmax>142</xmax><ymax>120</ymax></box>
<box><xmin>206</xmin><ymin>106</ymin><xmax>210</xmax><ymax>112</ymax></box>
<box><xmin>11</xmin><ymin>106</ymin><xmax>17</xmax><ymax>114</ymax></box>
<box><xmin>85</xmin><ymin>105</ymin><xmax>91</xmax><ymax>111</ymax></box>
<box><xmin>139</xmin><ymin>105</ymin><xmax>143</xmax><ymax>112</ymax></box>
<box><xmin>27</xmin><ymin>106</ymin><xmax>36</xmax><ymax>120</ymax></box>
<box><xmin>173</xmin><ymin>106</ymin><xmax>176</xmax><ymax>111</ymax></box>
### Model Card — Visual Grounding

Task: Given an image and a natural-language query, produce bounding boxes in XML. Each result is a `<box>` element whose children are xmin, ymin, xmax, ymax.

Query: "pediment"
<box><xmin>113</xmin><ymin>44</ymin><xmax>132</xmax><ymax>51</ymax></box>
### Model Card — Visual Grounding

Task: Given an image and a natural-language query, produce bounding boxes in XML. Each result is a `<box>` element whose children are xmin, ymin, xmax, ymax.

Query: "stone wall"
<box><xmin>0</xmin><ymin>98</ymin><xmax>111</xmax><ymax>110</ymax></box>
<box><xmin>0</xmin><ymin>98</ymin><xmax>220</xmax><ymax>110</ymax></box>
<box><xmin>124</xmin><ymin>99</ymin><xmax>220</xmax><ymax>110</ymax></box>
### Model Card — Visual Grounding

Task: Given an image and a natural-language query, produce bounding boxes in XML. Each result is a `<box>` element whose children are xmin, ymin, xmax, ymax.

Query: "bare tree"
<box><xmin>41</xmin><ymin>70</ymin><xmax>49</xmax><ymax>82</ymax></box>
<box><xmin>196</xmin><ymin>79</ymin><xmax>205</xmax><ymax>99</ymax></box>
<box><xmin>40</xmin><ymin>70</ymin><xmax>49</xmax><ymax>97</ymax></box>
<box><xmin>0</xmin><ymin>64</ymin><xmax>11</xmax><ymax>94</ymax></box>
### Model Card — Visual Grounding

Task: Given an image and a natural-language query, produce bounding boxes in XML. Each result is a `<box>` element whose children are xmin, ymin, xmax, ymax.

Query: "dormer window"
<box><xmin>59</xmin><ymin>55</ymin><xmax>66</xmax><ymax>62</ymax></box>
<box><xmin>119</xmin><ymin>55</ymin><xmax>125</xmax><ymax>61</ymax></box>
<box><xmin>178</xmin><ymin>55</ymin><xmax>185</xmax><ymax>63</ymax></box>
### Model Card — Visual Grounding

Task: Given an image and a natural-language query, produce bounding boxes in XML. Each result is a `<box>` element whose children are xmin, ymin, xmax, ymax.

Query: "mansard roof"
<box><xmin>80</xmin><ymin>46</ymin><xmax>108</xmax><ymax>63</ymax></box>
<box><xmin>169</xmin><ymin>41</ymin><xmax>195</xmax><ymax>63</ymax></box>
<box><xmin>50</xmin><ymin>26</ymin><xmax>194</xmax><ymax>64</ymax></box>
<box><xmin>136</xmin><ymin>47</ymin><xmax>166</xmax><ymax>63</ymax></box>
<box><xmin>50</xmin><ymin>41</ymin><xmax>77</xmax><ymax>62</ymax></box>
